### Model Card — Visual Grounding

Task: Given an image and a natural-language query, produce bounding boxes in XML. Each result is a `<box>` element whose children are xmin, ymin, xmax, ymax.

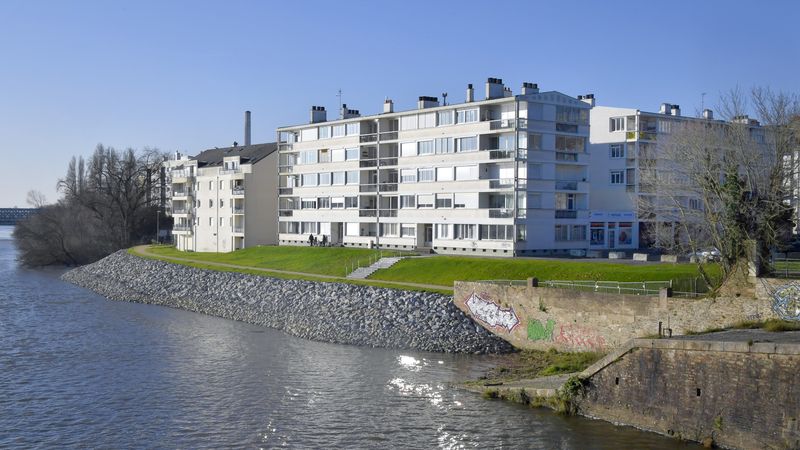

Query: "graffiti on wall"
<box><xmin>771</xmin><ymin>283</ymin><xmax>800</xmax><ymax>321</ymax></box>
<box><xmin>527</xmin><ymin>318</ymin><xmax>556</xmax><ymax>341</ymax></box>
<box><xmin>553</xmin><ymin>324</ymin><xmax>607</xmax><ymax>350</ymax></box>
<box><xmin>464</xmin><ymin>292</ymin><xmax>520</xmax><ymax>332</ymax></box>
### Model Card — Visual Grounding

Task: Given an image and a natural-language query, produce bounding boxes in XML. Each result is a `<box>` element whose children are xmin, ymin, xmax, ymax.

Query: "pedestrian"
<box><xmin>312</xmin><ymin>235</ymin><xmax>317</xmax><ymax>246</ymax></box>
<box><xmin>321</xmin><ymin>235</ymin><xmax>327</xmax><ymax>247</ymax></box>
<box><xmin>308</xmin><ymin>233</ymin><xmax>313</xmax><ymax>247</ymax></box>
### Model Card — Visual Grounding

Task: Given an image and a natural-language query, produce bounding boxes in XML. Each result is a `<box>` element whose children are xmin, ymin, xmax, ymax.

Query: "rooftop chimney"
<box><xmin>670</xmin><ymin>104</ymin><xmax>681</xmax><ymax>116</ymax></box>
<box><xmin>417</xmin><ymin>96</ymin><xmax>439</xmax><ymax>109</ymax></box>
<box><xmin>579</xmin><ymin>93</ymin><xmax>595</xmax><ymax>107</ymax></box>
<box><xmin>340</xmin><ymin>103</ymin><xmax>361</xmax><ymax>119</ymax></box>
<box><xmin>521</xmin><ymin>82</ymin><xmax>539</xmax><ymax>95</ymax></box>
<box><xmin>244</xmin><ymin>111</ymin><xmax>251</xmax><ymax>146</ymax></box>
<box><xmin>485</xmin><ymin>77</ymin><xmax>504</xmax><ymax>100</ymax></box>
<box><xmin>383</xmin><ymin>99</ymin><xmax>394</xmax><ymax>113</ymax></box>
<box><xmin>703</xmin><ymin>109</ymin><xmax>714</xmax><ymax>120</ymax></box>
<box><xmin>466</xmin><ymin>84</ymin><xmax>474</xmax><ymax>103</ymax></box>
<box><xmin>310</xmin><ymin>106</ymin><xmax>327</xmax><ymax>123</ymax></box>
<box><xmin>660</xmin><ymin>103</ymin><xmax>672</xmax><ymax>114</ymax></box>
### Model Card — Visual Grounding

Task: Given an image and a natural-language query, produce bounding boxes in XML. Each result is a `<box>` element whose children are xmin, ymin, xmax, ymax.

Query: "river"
<box><xmin>0</xmin><ymin>226</ymin><xmax>694</xmax><ymax>449</ymax></box>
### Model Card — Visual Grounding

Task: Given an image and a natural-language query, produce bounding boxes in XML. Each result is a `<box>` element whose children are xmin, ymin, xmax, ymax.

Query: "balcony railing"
<box><xmin>171</xmin><ymin>170</ymin><xmax>193</xmax><ymax>179</ymax></box>
<box><xmin>488</xmin><ymin>208</ymin><xmax>513</xmax><ymax>218</ymax></box>
<box><xmin>233</xmin><ymin>226</ymin><xmax>244</xmax><ymax>233</ymax></box>
<box><xmin>279</xmin><ymin>187</ymin><xmax>293</xmax><ymax>195</ymax></box>
<box><xmin>488</xmin><ymin>149</ymin><xmax>514</xmax><ymax>160</ymax></box>
<box><xmin>379</xmin><ymin>209</ymin><xmax>397</xmax><ymax>217</ymax></box>
<box><xmin>172</xmin><ymin>208</ymin><xmax>190</xmax><ymax>214</ymax></box>
<box><xmin>359</xmin><ymin>160</ymin><xmax>378</xmax><ymax>168</ymax></box>
<box><xmin>232</xmin><ymin>186</ymin><xmax>245</xmax><ymax>195</ymax></box>
<box><xmin>173</xmin><ymin>225</ymin><xmax>192</xmax><ymax>232</ymax></box>
<box><xmin>233</xmin><ymin>207</ymin><xmax>245</xmax><ymax>214</ymax></box>
<box><xmin>359</xmin><ymin>209</ymin><xmax>377</xmax><ymax>217</ymax></box>
<box><xmin>360</xmin><ymin>132</ymin><xmax>399</xmax><ymax>143</ymax></box>
<box><xmin>555</xmin><ymin>210</ymin><xmax>578</xmax><ymax>219</ymax></box>
<box><xmin>489</xmin><ymin>178</ymin><xmax>515</xmax><ymax>189</ymax></box>
<box><xmin>555</xmin><ymin>180</ymin><xmax>578</xmax><ymax>191</ymax></box>
<box><xmin>555</xmin><ymin>152</ymin><xmax>578</xmax><ymax>162</ymax></box>
<box><xmin>379</xmin><ymin>183</ymin><xmax>398</xmax><ymax>192</ymax></box>
<box><xmin>219</xmin><ymin>168</ymin><xmax>241</xmax><ymax>175</ymax></box>
<box><xmin>172</xmin><ymin>190</ymin><xmax>192</xmax><ymax>197</ymax></box>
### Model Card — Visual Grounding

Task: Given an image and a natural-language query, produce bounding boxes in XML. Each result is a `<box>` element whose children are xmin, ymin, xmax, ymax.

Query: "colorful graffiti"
<box><xmin>527</xmin><ymin>318</ymin><xmax>556</xmax><ymax>341</ymax></box>
<box><xmin>553</xmin><ymin>324</ymin><xmax>607</xmax><ymax>350</ymax></box>
<box><xmin>464</xmin><ymin>292</ymin><xmax>520</xmax><ymax>332</ymax></box>
<box><xmin>771</xmin><ymin>283</ymin><xmax>800</xmax><ymax>321</ymax></box>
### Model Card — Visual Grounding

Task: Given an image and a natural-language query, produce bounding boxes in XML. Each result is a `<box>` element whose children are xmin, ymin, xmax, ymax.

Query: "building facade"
<box><xmin>165</xmin><ymin>142</ymin><xmax>278</xmax><ymax>252</ymax></box>
<box><xmin>277</xmin><ymin>78</ymin><xmax>592</xmax><ymax>256</ymax></box>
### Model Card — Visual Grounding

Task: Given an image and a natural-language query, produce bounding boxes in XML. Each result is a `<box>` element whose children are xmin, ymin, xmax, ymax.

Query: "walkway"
<box><xmin>131</xmin><ymin>246</ymin><xmax>452</xmax><ymax>292</ymax></box>
<box><xmin>347</xmin><ymin>257</ymin><xmax>403</xmax><ymax>279</ymax></box>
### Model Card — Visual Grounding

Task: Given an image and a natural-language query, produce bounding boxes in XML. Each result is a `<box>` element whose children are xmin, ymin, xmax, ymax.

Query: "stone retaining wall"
<box><xmin>61</xmin><ymin>251</ymin><xmax>513</xmax><ymax>354</ymax></box>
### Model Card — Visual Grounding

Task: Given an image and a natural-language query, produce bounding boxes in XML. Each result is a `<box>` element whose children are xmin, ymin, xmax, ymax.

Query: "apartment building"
<box><xmin>165</xmin><ymin>113</ymin><xmax>278</xmax><ymax>252</ymax></box>
<box><xmin>589</xmin><ymin>103</ymin><xmax>766</xmax><ymax>249</ymax></box>
<box><xmin>276</xmin><ymin>78</ymin><xmax>592</xmax><ymax>256</ymax></box>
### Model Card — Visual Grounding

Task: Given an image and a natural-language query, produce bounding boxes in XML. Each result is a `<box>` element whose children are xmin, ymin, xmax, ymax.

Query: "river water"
<box><xmin>0</xmin><ymin>226</ymin><xmax>694</xmax><ymax>449</ymax></box>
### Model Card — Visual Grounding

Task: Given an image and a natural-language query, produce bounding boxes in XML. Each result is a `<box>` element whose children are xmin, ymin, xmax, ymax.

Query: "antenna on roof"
<box><xmin>337</xmin><ymin>88</ymin><xmax>343</xmax><ymax>119</ymax></box>
<box><xmin>442</xmin><ymin>92</ymin><xmax>448</xmax><ymax>106</ymax></box>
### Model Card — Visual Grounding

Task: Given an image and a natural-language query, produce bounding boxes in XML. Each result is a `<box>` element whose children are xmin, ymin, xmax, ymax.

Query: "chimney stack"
<box><xmin>310</xmin><ymin>106</ymin><xmax>327</xmax><ymax>123</ymax></box>
<box><xmin>521</xmin><ymin>82</ymin><xmax>539</xmax><ymax>95</ymax></box>
<box><xmin>485</xmin><ymin>77</ymin><xmax>504</xmax><ymax>100</ymax></box>
<box><xmin>466</xmin><ymin>84</ymin><xmax>474</xmax><ymax>103</ymax></box>
<box><xmin>244</xmin><ymin>111</ymin><xmax>251</xmax><ymax>146</ymax></box>
<box><xmin>417</xmin><ymin>96</ymin><xmax>439</xmax><ymax>109</ymax></box>
<box><xmin>383</xmin><ymin>99</ymin><xmax>394</xmax><ymax>113</ymax></box>
<box><xmin>659</xmin><ymin>103</ymin><xmax>672</xmax><ymax>114</ymax></box>
<box><xmin>340</xmin><ymin>103</ymin><xmax>361</xmax><ymax>119</ymax></box>
<box><xmin>703</xmin><ymin>109</ymin><xmax>714</xmax><ymax>120</ymax></box>
<box><xmin>578</xmin><ymin>94</ymin><xmax>595</xmax><ymax>107</ymax></box>
<box><xmin>670</xmin><ymin>104</ymin><xmax>681</xmax><ymax>116</ymax></box>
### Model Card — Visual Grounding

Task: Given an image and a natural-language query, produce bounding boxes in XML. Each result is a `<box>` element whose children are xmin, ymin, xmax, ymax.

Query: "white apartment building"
<box><xmin>276</xmin><ymin>78</ymin><xmax>592</xmax><ymax>256</ymax></box>
<box><xmin>166</xmin><ymin>139</ymin><xmax>278</xmax><ymax>252</ymax></box>
<box><xmin>589</xmin><ymin>103</ymin><xmax>766</xmax><ymax>249</ymax></box>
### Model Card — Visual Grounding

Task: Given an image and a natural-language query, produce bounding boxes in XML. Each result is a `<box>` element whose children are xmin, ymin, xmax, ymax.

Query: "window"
<box><xmin>555</xmin><ymin>225</ymin><xmax>568</xmax><ymax>241</ymax></box>
<box><xmin>220</xmin><ymin>217</ymin><xmax>224</xmax><ymax>226</ymax></box>
<box><xmin>456</xmin><ymin>109</ymin><xmax>478</xmax><ymax>123</ymax></box>
<box><xmin>319</xmin><ymin>172</ymin><xmax>331</xmax><ymax>185</ymax></box>
<box><xmin>379</xmin><ymin>223</ymin><xmax>398</xmax><ymax>237</ymax></box>
<box><xmin>318</xmin><ymin>126</ymin><xmax>331</xmax><ymax>139</ymax></box>
<box><xmin>346</xmin><ymin>123</ymin><xmax>360</xmax><ymax>136</ymax></box>
<box><xmin>417</xmin><ymin>140</ymin><xmax>434</xmax><ymax>155</ymax></box>
<box><xmin>436</xmin><ymin>167</ymin><xmax>453</xmax><ymax>181</ymax></box>
<box><xmin>299</xmin><ymin>150</ymin><xmax>318</xmax><ymax>165</ymax></box>
<box><xmin>435</xmin><ymin>137</ymin><xmax>454</xmax><ymax>154</ymax></box>
<box><xmin>401</xmin><ymin>224</ymin><xmax>416</xmax><ymax>237</ymax></box>
<box><xmin>610</xmin><ymin>144</ymin><xmax>624</xmax><ymax>158</ymax></box>
<box><xmin>300</xmin><ymin>128</ymin><xmax>318</xmax><ymax>141</ymax></box>
<box><xmin>555</xmin><ymin>135</ymin><xmax>585</xmax><ymax>152</ymax></box>
<box><xmin>529</xmin><ymin>133</ymin><xmax>542</xmax><ymax>150</ymax></box>
<box><xmin>317</xmin><ymin>197</ymin><xmax>330</xmax><ymax>208</ymax></box>
<box><xmin>516</xmin><ymin>225</ymin><xmax>526</xmax><ymax>242</ymax></box>
<box><xmin>301</xmin><ymin>173</ymin><xmax>318</xmax><ymax>187</ymax></box>
<box><xmin>437</xmin><ymin>110</ymin><xmax>454</xmax><ymax>126</ymax></box>
<box><xmin>400</xmin><ymin>169</ymin><xmax>416</xmax><ymax>183</ymax></box>
<box><xmin>590</xmin><ymin>223</ymin><xmax>605</xmax><ymax>246</ymax></box>
<box><xmin>555</xmin><ymin>106</ymin><xmax>589</xmax><ymax>124</ymax></box>
<box><xmin>219</xmin><ymin>181</ymin><xmax>224</xmax><ymax>189</ymax></box>
<box><xmin>332</xmin><ymin>171</ymin><xmax>345</xmax><ymax>185</ymax></box>
<box><xmin>209</xmin><ymin>199</ymin><xmax>213</xmax><ymax>208</ymax></box>
<box><xmin>436</xmin><ymin>194</ymin><xmax>452</xmax><ymax>208</ymax></box>
<box><xmin>301</xmin><ymin>222</ymin><xmax>318</xmax><ymax>234</ymax></box>
<box><xmin>401</xmin><ymin>142</ymin><xmax>417</xmax><ymax>157</ymax></box>
<box><xmin>453</xmin><ymin>192</ymin><xmax>475</xmax><ymax>209</ymax></box>
<box><xmin>346</xmin><ymin>170</ymin><xmax>359</xmax><ymax>185</ymax></box>
<box><xmin>455</xmin><ymin>165</ymin><xmax>478</xmax><ymax>181</ymax></box>
<box><xmin>345</xmin><ymin>222</ymin><xmax>359</xmax><ymax>236</ymax></box>
<box><xmin>301</xmin><ymin>198</ymin><xmax>317</xmax><ymax>209</ymax></box>
<box><xmin>196</xmin><ymin>200</ymin><xmax>200</xmax><ymax>208</ymax></box>
<box><xmin>400</xmin><ymin>115</ymin><xmax>418</xmax><ymax>130</ymax></box>
<box><xmin>456</xmin><ymin>136</ymin><xmax>478</xmax><ymax>152</ymax></box>
<box><xmin>345</xmin><ymin>196</ymin><xmax>358</xmax><ymax>208</ymax></box>
<box><xmin>220</xmin><ymin>200</ymin><xmax>224</xmax><ymax>207</ymax></box>
<box><xmin>332</xmin><ymin>124</ymin><xmax>345</xmax><ymax>137</ymax></box>
<box><xmin>571</xmin><ymin>225</ymin><xmax>587</xmax><ymax>241</ymax></box>
<box><xmin>418</xmin><ymin>168</ymin><xmax>435</xmax><ymax>182</ymax></box>
<box><xmin>318</xmin><ymin>149</ymin><xmax>330</xmax><ymax>163</ymax></box>
<box><xmin>419</xmin><ymin>112</ymin><xmax>436</xmax><ymax>128</ymax></box>
<box><xmin>331</xmin><ymin>197</ymin><xmax>344</xmax><ymax>208</ymax></box>
<box><xmin>400</xmin><ymin>195</ymin><xmax>416</xmax><ymax>208</ymax></box>
<box><xmin>209</xmin><ymin>181</ymin><xmax>213</xmax><ymax>190</ymax></box>
<box><xmin>453</xmin><ymin>224</ymin><xmax>476</xmax><ymax>239</ymax></box>
<box><xmin>556</xmin><ymin>193</ymin><xmax>576</xmax><ymax>210</ymax></box>
<box><xmin>417</xmin><ymin>194</ymin><xmax>434</xmax><ymax>208</ymax></box>
<box><xmin>345</xmin><ymin>148</ymin><xmax>359</xmax><ymax>160</ymax></box>
<box><xmin>610</xmin><ymin>117</ymin><xmax>625</xmax><ymax>132</ymax></box>
<box><xmin>610</xmin><ymin>170</ymin><xmax>624</xmax><ymax>184</ymax></box>
<box><xmin>331</xmin><ymin>148</ymin><xmax>345</xmax><ymax>162</ymax></box>
<box><xmin>436</xmin><ymin>224</ymin><xmax>450</xmax><ymax>239</ymax></box>
<box><xmin>479</xmin><ymin>224</ymin><xmax>513</xmax><ymax>240</ymax></box>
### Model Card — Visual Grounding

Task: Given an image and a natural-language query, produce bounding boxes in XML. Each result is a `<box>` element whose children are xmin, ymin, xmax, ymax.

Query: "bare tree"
<box><xmin>639</xmin><ymin>87</ymin><xmax>800</xmax><ymax>282</ymax></box>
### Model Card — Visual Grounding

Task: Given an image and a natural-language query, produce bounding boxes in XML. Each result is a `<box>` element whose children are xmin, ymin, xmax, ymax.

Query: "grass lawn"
<box><xmin>143</xmin><ymin>245</ymin><xmax>409</xmax><ymax>277</ymax></box>
<box><xmin>369</xmin><ymin>255</ymin><xmax>721</xmax><ymax>288</ymax></box>
<box><xmin>463</xmin><ymin>349</ymin><xmax>604</xmax><ymax>387</ymax></box>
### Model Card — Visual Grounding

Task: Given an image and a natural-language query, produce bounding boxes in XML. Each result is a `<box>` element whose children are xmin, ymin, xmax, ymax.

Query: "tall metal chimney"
<box><xmin>244</xmin><ymin>110</ymin><xmax>251</xmax><ymax>146</ymax></box>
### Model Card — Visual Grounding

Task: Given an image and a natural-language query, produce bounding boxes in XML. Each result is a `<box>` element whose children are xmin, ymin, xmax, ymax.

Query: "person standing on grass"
<box><xmin>308</xmin><ymin>233</ymin><xmax>313</xmax><ymax>247</ymax></box>
<box><xmin>321</xmin><ymin>235</ymin><xmax>327</xmax><ymax>247</ymax></box>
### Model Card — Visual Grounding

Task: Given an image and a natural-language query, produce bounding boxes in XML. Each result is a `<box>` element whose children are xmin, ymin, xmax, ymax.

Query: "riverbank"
<box><xmin>61</xmin><ymin>250</ymin><xmax>513</xmax><ymax>354</ymax></box>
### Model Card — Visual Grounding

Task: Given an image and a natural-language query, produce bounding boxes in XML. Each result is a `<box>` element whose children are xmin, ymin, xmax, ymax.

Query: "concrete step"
<box><xmin>346</xmin><ymin>257</ymin><xmax>404</xmax><ymax>279</ymax></box>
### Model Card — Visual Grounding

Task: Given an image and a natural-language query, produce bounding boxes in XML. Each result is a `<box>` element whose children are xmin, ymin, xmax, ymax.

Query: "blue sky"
<box><xmin>1</xmin><ymin>0</ymin><xmax>798</xmax><ymax>206</ymax></box>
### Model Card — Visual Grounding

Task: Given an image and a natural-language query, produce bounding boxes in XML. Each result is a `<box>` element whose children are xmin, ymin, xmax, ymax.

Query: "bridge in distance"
<box><xmin>0</xmin><ymin>208</ymin><xmax>39</xmax><ymax>225</ymax></box>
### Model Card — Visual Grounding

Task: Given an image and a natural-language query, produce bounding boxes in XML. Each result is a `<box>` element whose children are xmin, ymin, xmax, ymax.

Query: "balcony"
<box><xmin>555</xmin><ymin>152</ymin><xmax>579</xmax><ymax>162</ymax></box>
<box><xmin>488</xmin><ymin>208</ymin><xmax>514</xmax><ymax>218</ymax></box>
<box><xmin>172</xmin><ymin>190</ymin><xmax>192</xmax><ymax>199</ymax></box>
<box><xmin>359</xmin><ymin>131</ymin><xmax>399</xmax><ymax>143</ymax></box>
<box><xmin>233</xmin><ymin>207</ymin><xmax>245</xmax><ymax>214</ymax></box>
<box><xmin>555</xmin><ymin>210</ymin><xmax>577</xmax><ymax>219</ymax></box>
<box><xmin>488</xmin><ymin>149</ymin><xmax>514</xmax><ymax>160</ymax></box>
<box><xmin>233</xmin><ymin>226</ymin><xmax>244</xmax><ymax>233</ymax></box>
<box><xmin>279</xmin><ymin>187</ymin><xmax>293</xmax><ymax>195</ymax></box>
<box><xmin>359</xmin><ymin>209</ymin><xmax>377</xmax><ymax>217</ymax></box>
<box><xmin>379</xmin><ymin>183</ymin><xmax>398</xmax><ymax>192</ymax></box>
<box><xmin>232</xmin><ymin>186</ymin><xmax>245</xmax><ymax>196</ymax></box>
<box><xmin>489</xmin><ymin>178</ymin><xmax>515</xmax><ymax>189</ymax></box>
<box><xmin>173</xmin><ymin>225</ymin><xmax>192</xmax><ymax>232</ymax></box>
<box><xmin>359</xmin><ymin>160</ymin><xmax>378</xmax><ymax>168</ymax></box>
<box><xmin>555</xmin><ymin>180</ymin><xmax>578</xmax><ymax>191</ymax></box>
<box><xmin>171</xmin><ymin>170</ymin><xmax>193</xmax><ymax>181</ymax></box>
<box><xmin>171</xmin><ymin>207</ymin><xmax>190</xmax><ymax>215</ymax></box>
<box><xmin>219</xmin><ymin>168</ymin><xmax>241</xmax><ymax>175</ymax></box>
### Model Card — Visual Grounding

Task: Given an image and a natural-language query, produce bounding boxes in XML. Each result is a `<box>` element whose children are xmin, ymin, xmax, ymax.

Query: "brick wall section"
<box><xmin>578</xmin><ymin>339</ymin><xmax>800</xmax><ymax>449</ymax></box>
<box><xmin>453</xmin><ymin>281</ymin><xmax>779</xmax><ymax>352</ymax></box>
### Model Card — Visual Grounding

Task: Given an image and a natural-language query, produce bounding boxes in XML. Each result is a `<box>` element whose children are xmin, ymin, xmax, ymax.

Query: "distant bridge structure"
<box><xmin>0</xmin><ymin>208</ymin><xmax>40</xmax><ymax>225</ymax></box>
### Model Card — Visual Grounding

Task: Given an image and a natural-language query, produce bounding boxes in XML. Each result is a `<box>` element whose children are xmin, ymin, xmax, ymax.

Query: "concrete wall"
<box><xmin>245</xmin><ymin>152</ymin><xmax>278</xmax><ymax>246</ymax></box>
<box><xmin>578</xmin><ymin>338</ymin><xmax>800</xmax><ymax>449</ymax></box>
<box><xmin>453</xmin><ymin>281</ymin><xmax>779</xmax><ymax>352</ymax></box>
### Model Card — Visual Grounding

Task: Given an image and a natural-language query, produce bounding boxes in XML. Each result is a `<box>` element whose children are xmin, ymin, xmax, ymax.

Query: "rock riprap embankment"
<box><xmin>61</xmin><ymin>251</ymin><xmax>513</xmax><ymax>354</ymax></box>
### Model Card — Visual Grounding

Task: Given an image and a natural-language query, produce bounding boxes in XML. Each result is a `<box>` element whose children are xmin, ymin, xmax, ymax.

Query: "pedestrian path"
<box><xmin>346</xmin><ymin>257</ymin><xmax>403</xmax><ymax>279</ymax></box>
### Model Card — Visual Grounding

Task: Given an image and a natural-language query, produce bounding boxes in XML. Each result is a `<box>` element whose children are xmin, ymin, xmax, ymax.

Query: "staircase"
<box><xmin>346</xmin><ymin>257</ymin><xmax>403</xmax><ymax>279</ymax></box>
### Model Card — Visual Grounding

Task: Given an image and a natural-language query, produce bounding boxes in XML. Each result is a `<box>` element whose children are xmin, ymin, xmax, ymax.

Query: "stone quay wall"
<box><xmin>61</xmin><ymin>251</ymin><xmax>513</xmax><ymax>354</ymax></box>
<box><xmin>453</xmin><ymin>281</ymin><xmax>781</xmax><ymax>352</ymax></box>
